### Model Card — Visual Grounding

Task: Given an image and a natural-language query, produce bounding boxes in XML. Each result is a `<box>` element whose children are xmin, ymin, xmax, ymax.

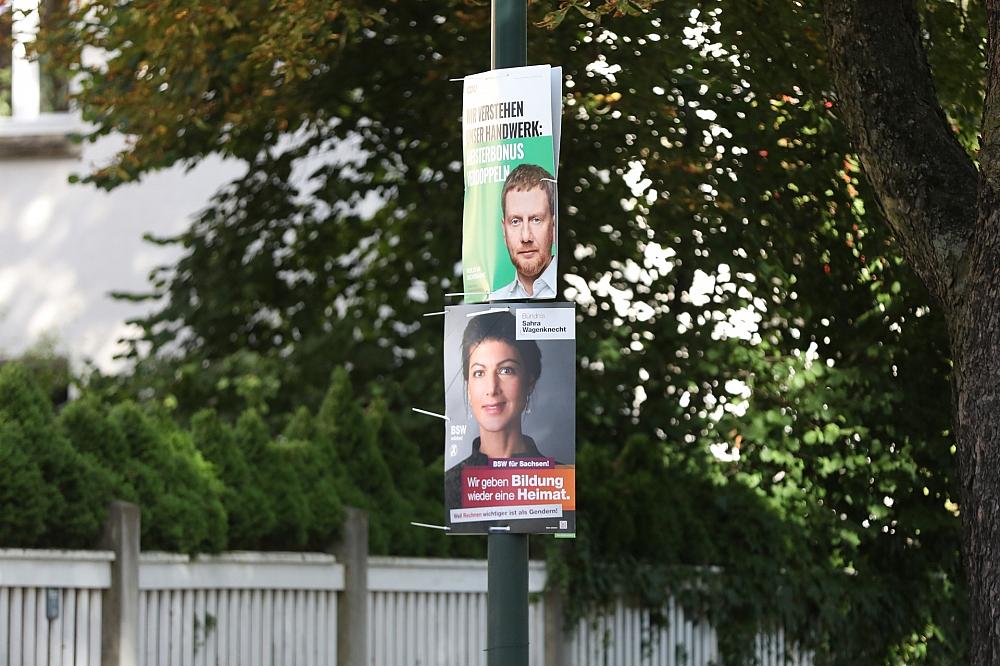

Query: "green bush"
<box><xmin>364</xmin><ymin>395</ymin><xmax>449</xmax><ymax>556</ymax></box>
<box><xmin>0</xmin><ymin>360</ymin><xmax>454</xmax><ymax>557</ymax></box>
<box><xmin>108</xmin><ymin>402</ymin><xmax>227</xmax><ymax>553</ymax></box>
<box><xmin>277</xmin><ymin>406</ymin><xmax>346</xmax><ymax>549</ymax></box>
<box><xmin>313</xmin><ymin>369</ymin><xmax>402</xmax><ymax>552</ymax></box>
<box><xmin>236</xmin><ymin>408</ymin><xmax>316</xmax><ymax>549</ymax></box>
<box><xmin>191</xmin><ymin>409</ymin><xmax>277</xmax><ymax>548</ymax></box>
<box><xmin>0</xmin><ymin>364</ymin><xmax>122</xmax><ymax>548</ymax></box>
<box><xmin>59</xmin><ymin>397</ymin><xmax>131</xmax><ymax>469</ymax></box>
<box><xmin>0</xmin><ymin>421</ymin><xmax>51</xmax><ymax>546</ymax></box>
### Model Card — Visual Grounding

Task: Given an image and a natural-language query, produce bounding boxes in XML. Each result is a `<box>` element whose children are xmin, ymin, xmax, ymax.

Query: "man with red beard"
<box><xmin>489</xmin><ymin>163</ymin><xmax>557</xmax><ymax>301</ymax></box>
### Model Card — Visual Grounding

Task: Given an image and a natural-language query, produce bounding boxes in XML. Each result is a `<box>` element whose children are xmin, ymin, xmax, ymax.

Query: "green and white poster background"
<box><xmin>461</xmin><ymin>65</ymin><xmax>562</xmax><ymax>302</ymax></box>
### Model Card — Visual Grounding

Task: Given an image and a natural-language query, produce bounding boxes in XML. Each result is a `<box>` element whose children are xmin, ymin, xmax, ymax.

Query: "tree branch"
<box><xmin>821</xmin><ymin>0</ymin><xmax>977</xmax><ymax>307</ymax></box>
<box><xmin>981</xmin><ymin>3</ymin><xmax>1000</xmax><ymax>195</ymax></box>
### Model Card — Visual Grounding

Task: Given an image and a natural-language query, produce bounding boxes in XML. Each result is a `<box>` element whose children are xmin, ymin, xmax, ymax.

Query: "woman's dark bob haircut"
<box><xmin>461</xmin><ymin>311</ymin><xmax>542</xmax><ymax>383</ymax></box>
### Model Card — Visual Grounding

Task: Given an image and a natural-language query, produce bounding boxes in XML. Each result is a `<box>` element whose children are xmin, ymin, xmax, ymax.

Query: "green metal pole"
<box><xmin>488</xmin><ymin>529</ymin><xmax>529</xmax><ymax>665</ymax></box>
<box><xmin>488</xmin><ymin>6</ymin><xmax>530</xmax><ymax>665</ymax></box>
<box><xmin>491</xmin><ymin>0</ymin><xmax>527</xmax><ymax>70</ymax></box>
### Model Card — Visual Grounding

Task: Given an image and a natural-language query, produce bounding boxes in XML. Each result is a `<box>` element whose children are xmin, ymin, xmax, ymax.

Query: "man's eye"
<box><xmin>530</xmin><ymin>217</ymin><xmax>542</xmax><ymax>224</ymax></box>
<box><xmin>509</xmin><ymin>218</ymin><xmax>521</xmax><ymax>226</ymax></box>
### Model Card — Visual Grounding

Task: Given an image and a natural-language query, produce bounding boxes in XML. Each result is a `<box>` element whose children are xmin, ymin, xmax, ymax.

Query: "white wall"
<box><xmin>0</xmin><ymin>133</ymin><xmax>242</xmax><ymax>371</ymax></box>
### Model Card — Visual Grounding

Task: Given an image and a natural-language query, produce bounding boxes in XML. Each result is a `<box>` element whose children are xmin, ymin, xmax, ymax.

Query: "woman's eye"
<box><xmin>472</xmin><ymin>369</ymin><xmax>484</xmax><ymax>378</ymax></box>
<box><xmin>498</xmin><ymin>366</ymin><xmax>516</xmax><ymax>375</ymax></box>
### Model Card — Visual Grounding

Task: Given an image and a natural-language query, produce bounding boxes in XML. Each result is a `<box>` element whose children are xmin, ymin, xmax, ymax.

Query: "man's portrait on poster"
<box><xmin>490</xmin><ymin>163</ymin><xmax>557</xmax><ymax>301</ymax></box>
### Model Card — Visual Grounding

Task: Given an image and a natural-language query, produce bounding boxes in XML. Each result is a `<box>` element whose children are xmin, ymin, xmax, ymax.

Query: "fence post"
<box><xmin>332</xmin><ymin>506</ymin><xmax>368</xmax><ymax>666</ymax></box>
<box><xmin>544</xmin><ymin>584</ymin><xmax>570</xmax><ymax>666</ymax></box>
<box><xmin>100</xmin><ymin>500</ymin><xmax>140</xmax><ymax>666</ymax></box>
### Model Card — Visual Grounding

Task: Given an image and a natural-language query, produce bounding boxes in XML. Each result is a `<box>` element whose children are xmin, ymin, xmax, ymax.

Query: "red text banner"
<box><xmin>459</xmin><ymin>466</ymin><xmax>575</xmax><ymax>511</ymax></box>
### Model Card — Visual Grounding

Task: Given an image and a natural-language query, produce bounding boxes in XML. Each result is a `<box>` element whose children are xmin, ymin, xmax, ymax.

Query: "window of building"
<box><xmin>1</xmin><ymin>5</ymin><xmax>13</xmax><ymax>116</ymax></box>
<box><xmin>0</xmin><ymin>0</ymin><xmax>80</xmax><ymax>157</ymax></box>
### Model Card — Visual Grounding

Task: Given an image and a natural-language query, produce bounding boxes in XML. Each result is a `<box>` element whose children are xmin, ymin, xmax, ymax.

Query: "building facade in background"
<box><xmin>0</xmin><ymin>0</ymin><xmax>240</xmax><ymax>370</ymax></box>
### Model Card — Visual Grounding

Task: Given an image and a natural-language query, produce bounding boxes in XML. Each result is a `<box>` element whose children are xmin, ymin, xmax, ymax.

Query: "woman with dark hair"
<box><xmin>445</xmin><ymin>311</ymin><xmax>548</xmax><ymax>508</ymax></box>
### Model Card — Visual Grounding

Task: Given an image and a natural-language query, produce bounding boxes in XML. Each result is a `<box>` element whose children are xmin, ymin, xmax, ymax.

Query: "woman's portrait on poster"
<box><xmin>445</xmin><ymin>310</ymin><xmax>560</xmax><ymax>508</ymax></box>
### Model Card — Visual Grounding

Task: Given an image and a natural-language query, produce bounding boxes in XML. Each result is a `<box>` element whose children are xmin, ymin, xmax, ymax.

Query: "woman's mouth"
<box><xmin>481</xmin><ymin>402</ymin><xmax>506</xmax><ymax>414</ymax></box>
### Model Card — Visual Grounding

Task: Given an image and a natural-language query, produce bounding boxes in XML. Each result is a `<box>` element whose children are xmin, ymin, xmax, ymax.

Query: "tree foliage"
<box><xmin>35</xmin><ymin>0</ymin><xmax>986</xmax><ymax>661</ymax></box>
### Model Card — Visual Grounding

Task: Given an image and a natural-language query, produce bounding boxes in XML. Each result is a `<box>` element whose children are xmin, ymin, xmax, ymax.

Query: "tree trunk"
<box><xmin>821</xmin><ymin>0</ymin><xmax>1000</xmax><ymax>661</ymax></box>
<box><xmin>952</xmin><ymin>216</ymin><xmax>1000</xmax><ymax>662</ymax></box>
<box><xmin>954</xmin><ymin>47</ymin><xmax>1000</xmax><ymax>649</ymax></box>
<box><xmin>820</xmin><ymin>0</ymin><xmax>976</xmax><ymax>306</ymax></box>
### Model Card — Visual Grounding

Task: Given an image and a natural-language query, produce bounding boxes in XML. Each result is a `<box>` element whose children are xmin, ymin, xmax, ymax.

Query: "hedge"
<box><xmin>0</xmin><ymin>362</ymin><xmax>458</xmax><ymax>556</ymax></box>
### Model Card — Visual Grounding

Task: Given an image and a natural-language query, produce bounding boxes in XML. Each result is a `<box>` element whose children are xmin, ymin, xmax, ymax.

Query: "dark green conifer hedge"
<box><xmin>0</xmin><ymin>361</ymin><xmax>456</xmax><ymax>556</ymax></box>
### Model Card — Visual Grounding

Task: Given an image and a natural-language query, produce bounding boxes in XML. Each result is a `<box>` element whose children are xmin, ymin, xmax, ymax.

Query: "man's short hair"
<box><xmin>501</xmin><ymin>163</ymin><xmax>556</xmax><ymax>221</ymax></box>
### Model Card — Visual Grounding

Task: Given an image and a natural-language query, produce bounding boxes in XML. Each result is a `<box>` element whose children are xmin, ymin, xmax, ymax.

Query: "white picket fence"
<box><xmin>367</xmin><ymin>557</ymin><xmax>547</xmax><ymax>666</ymax></box>
<box><xmin>0</xmin><ymin>549</ymin><xmax>810</xmax><ymax>666</ymax></box>
<box><xmin>0</xmin><ymin>549</ymin><xmax>109</xmax><ymax>666</ymax></box>
<box><xmin>572</xmin><ymin>598</ymin><xmax>718</xmax><ymax>666</ymax></box>
<box><xmin>138</xmin><ymin>552</ymin><xmax>342</xmax><ymax>666</ymax></box>
<box><xmin>570</xmin><ymin>600</ymin><xmax>813</xmax><ymax>666</ymax></box>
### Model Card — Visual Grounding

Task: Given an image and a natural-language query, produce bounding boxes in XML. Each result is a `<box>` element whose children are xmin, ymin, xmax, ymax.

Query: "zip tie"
<box><xmin>411</xmin><ymin>522</ymin><xmax>451</xmax><ymax>531</ymax></box>
<box><xmin>445</xmin><ymin>291</ymin><xmax>489</xmax><ymax>297</ymax></box>
<box><xmin>423</xmin><ymin>311</ymin><xmax>446</xmax><ymax>317</ymax></box>
<box><xmin>489</xmin><ymin>526</ymin><xmax>512</xmax><ymax>532</ymax></box>
<box><xmin>411</xmin><ymin>407</ymin><xmax>448</xmax><ymax>421</ymax></box>
<box><xmin>466</xmin><ymin>307</ymin><xmax>511</xmax><ymax>318</ymax></box>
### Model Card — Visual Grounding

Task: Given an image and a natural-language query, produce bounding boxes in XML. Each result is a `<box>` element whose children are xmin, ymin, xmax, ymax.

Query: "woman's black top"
<box><xmin>444</xmin><ymin>435</ymin><xmax>545</xmax><ymax>509</ymax></box>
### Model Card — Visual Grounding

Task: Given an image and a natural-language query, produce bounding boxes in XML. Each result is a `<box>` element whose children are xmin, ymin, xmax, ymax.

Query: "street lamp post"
<box><xmin>491</xmin><ymin>0</ymin><xmax>526</xmax><ymax>70</ymax></box>
<box><xmin>486</xmin><ymin>9</ymin><xmax>530</xmax><ymax>666</ymax></box>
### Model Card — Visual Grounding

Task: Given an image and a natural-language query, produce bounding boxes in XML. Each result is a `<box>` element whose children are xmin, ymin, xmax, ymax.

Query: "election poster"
<box><xmin>443</xmin><ymin>302</ymin><xmax>576</xmax><ymax>534</ymax></box>
<box><xmin>462</xmin><ymin>65</ymin><xmax>562</xmax><ymax>303</ymax></box>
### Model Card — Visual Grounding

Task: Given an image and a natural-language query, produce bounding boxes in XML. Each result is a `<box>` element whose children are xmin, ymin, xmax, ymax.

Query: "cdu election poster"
<box><xmin>443</xmin><ymin>302</ymin><xmax>576</xmax><ymax>534</ymax></box>
<box><xmin>462</xmin><ymin>65</ymin><xmax>562</xmax><ymax>303</ymax></box>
